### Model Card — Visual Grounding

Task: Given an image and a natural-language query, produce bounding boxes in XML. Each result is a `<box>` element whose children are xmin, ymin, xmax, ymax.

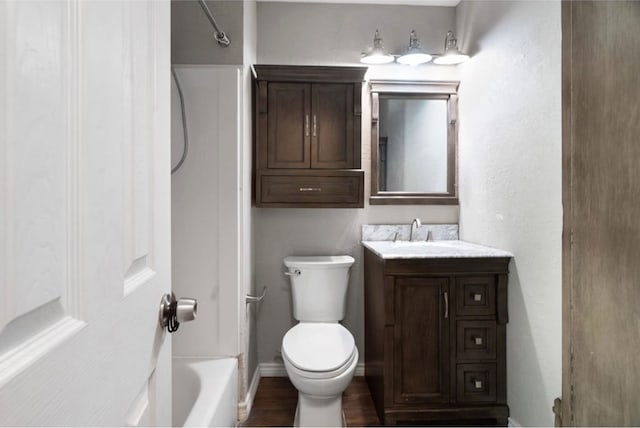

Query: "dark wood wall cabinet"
<box><xmin>253</xmin><ymin>65</ymin><xmax>367</xmax><ymax>208</ymax></box>
<box><xmin>364</xmin><ymin>249</ymin><xmax>511</xmax><ymax>426</ymax></box>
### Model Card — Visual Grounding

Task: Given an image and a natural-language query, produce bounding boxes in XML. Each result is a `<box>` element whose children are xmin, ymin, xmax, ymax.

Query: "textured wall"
<box><xmin>257</xmin><ymin>2</ymin><xmax>455</xmax><ymax>66</ymax></box>
<box><xmin>456</xmin><ymin>1</ymin><xmax>562</xmax><ymax>426</ymax></box>
<box><xmin>172</xmin><ymin>0</ymin><xmax>244</xmax><ymax>65</ymax></box>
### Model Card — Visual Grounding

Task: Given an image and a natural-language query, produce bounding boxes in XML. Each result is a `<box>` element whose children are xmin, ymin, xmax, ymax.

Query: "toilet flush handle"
<box><xmin>284</xmin><ymin>269</ymin><xmax>301</xmax><ymax>277</ymax></box>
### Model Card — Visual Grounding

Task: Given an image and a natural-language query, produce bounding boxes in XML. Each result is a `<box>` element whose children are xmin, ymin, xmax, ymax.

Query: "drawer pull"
<box><xmin>473</xmin><ymin>293</ymin><xmax>483</xmax><ymax>302</ymax></box>
<box><xmin>443</xmin><ymin>291</ymin><xmax>449</xmax><ymax>319</ymax></box>
<box><xmin>473</xmin><ymin>336</ymin><xmax>483</xmax><ymax>345</ymax></box>
<box><xmin>299</xmin><ymin>187</ymin><xmax>322</xmax><ymax>192</ymax></box>
<box><xmin>474</xmin><ymin>379</ymin><xmax>483</xmax><ymax>389</ymax></box>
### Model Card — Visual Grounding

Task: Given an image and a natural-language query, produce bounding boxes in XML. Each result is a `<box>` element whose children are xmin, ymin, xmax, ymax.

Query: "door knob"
<box><xmin>159</xmin><ymin>292</ymin><xmax>197</xmax><ymax>333</ymax></box>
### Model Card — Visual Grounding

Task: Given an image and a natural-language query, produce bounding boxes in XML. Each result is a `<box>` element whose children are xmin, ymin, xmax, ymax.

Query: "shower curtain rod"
<box><xmin>197</xmin><ymin>0</ymin><xmax>231</xmax><ymax>46</ymax></box>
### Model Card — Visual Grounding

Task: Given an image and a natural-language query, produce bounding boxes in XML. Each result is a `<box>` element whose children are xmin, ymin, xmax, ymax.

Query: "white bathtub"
<box><xmin>172</xmin><ymin>358</ymin><xmax>238</xmax><ymax>427</ymax></box>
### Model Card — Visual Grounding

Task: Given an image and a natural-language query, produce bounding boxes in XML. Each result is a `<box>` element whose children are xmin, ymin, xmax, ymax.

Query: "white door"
<box><xmin>0</xmin><ymin>0</ymin><xmax>171</xmax><ymax>425</ymax></box>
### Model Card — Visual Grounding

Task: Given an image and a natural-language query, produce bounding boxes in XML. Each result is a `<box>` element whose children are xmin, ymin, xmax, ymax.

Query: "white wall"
<box><xmin>456</xmin><ymin>1</ymin><xmax>562</xmax><ymax>426</ymax></box>
<box><xmin>254</xmin><ymin>1</ymin><xmax>460</xmax><ymax>369</ymax></box>
<box><xmin>171</xmin><ymin>66</ymin><xmax>243</xmax><ymax>360</ymax></box>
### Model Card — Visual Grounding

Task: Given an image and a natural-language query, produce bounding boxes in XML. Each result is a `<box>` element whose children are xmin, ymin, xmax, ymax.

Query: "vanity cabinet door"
<box><xmin>267</xmin><ymin>83</ymin><xmax>312</xmax><ymax>169</ymax></box>
<box><xmin>393</xmin><ymin>277</ymin><xmax>451</xmax><ymax>404</ymax></box>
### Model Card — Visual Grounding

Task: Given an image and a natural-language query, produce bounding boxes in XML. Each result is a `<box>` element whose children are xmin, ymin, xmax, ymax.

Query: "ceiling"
<box><xmin>256</xmin><ymin>0</ymin><xmax>460</xmax><ymax>7</ymax></box>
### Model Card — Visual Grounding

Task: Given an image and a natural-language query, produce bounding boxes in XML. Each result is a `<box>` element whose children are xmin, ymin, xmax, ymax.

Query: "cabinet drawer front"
<box><xmin>456</xmin><ymin>321</ymin><xmax>497</xmax><ymax>361</ymax></box>
<box><xmin>456</xmin><ymin>363</ymin><xmax>497</xmax><ymax>403</ymax></box>
<box><xmin>260</xmin><ymin>175</ymin><xmax>363</xmax><ymax>206</ymax></box>
<box><xmin>456</xmin><ymin>276</ymin><xmax>496</xmax><ymax>316</ymax></box>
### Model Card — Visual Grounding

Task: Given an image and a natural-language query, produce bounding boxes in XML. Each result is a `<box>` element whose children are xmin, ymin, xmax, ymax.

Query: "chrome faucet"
<box><xmin>410</xmin><ymin>218</ymin><xmax>422</xmax><ymax>241</ymax></box>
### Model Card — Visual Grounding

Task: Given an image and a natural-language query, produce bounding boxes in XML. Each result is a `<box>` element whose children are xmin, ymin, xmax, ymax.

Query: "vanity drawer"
<box><xmin>259</xmin><ymin>173</ymin><xmax>363</xmax><ymax>207</ymax></box>
<box><xmin>456</xmin><ymin>363</ymin><xmax>497</xmax><ymax>403</ymax></box>
<box><xmin>456</xmin><ymin>321</ymin><xmax>496</xmax><ymax>361</ymax></box>
<box><xmin>456</xmin><ymin>276</ymin><xmax>496</xmax><ymax>316</ymax></box>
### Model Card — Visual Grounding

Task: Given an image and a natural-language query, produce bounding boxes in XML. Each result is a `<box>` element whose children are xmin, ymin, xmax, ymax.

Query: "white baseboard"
<box><xmin>508</xmin><ymin>417</ymin><xmax>522</xmax><ymax>427</ymax></box>
<box><xmin>237</xmin><ymin>365</ymin><xmax>261</xmax><ymax>422</ymax></box>
<box><xmin>258</xmin><ymin>362</ymin><xmax>287</xmax><ymax>377</ymax></box>
<box><xmin>259</xmin><ymin>362</ymin><xmax>366</xmax><ymax>377</ymax></box>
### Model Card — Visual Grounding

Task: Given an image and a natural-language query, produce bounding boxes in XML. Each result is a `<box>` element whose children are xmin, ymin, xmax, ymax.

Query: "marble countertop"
<box><xmin>362</xmin><ymin>240</ymin><xmax>513</xmax><ymax>259</ymax></box>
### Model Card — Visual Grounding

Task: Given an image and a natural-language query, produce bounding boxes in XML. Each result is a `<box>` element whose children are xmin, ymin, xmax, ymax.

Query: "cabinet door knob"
<box><xmin>473</xmin><ymin>293</ymin><xmax>483</xmax><ymax>302</ymax></box>
<box><xmin>312</xmin><ymin>114</ymin><xmax>317</xmax><ymax>137</ymax></box>
<box><xmin>474</xmin><ymin>379</ymin><xmax>483</xmax><ymax>389</ymax></box>
<box><xmin>305</xmin><ymin>115</ymin><xmax>310</xmax><ymax>137</ymax></box>
<box><xmin>473</xmin><ymin>336</ymin><xmax>483</xmax><ymax>345</ymax></box>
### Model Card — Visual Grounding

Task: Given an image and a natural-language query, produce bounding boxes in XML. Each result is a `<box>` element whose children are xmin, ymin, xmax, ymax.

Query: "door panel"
<box><xmin>0</xmin><ymin>1</ymin><xmax>171</xmax><ymax>425</ymax></box>
<box><xmin>311</xmin><ymin>83</ymin><xmax>354</xmax><ymax>169</ymax></box>
<box><xmin>563</xmin><ymin>1</ymin><xmax>640</xmax><ymax>425</ymax></box>
<box><xmin>267</xmin><ymin>83</ymin><xmax>311</xmax><ymax>168</ymax></box>
<box><xmin>394</xmin><ymin>278</ymin><xmax>450</xmax><ymax>404</ymax></box>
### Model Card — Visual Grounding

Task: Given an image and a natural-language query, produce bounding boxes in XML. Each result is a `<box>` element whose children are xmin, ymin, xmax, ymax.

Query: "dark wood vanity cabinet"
<box><xmin>253</xmin><ymin>65</ymin><xmax>366</xmax><ymax>208</ymax></box>
<box><xmin>364</xmin><ymin>249</ymin><xmax>510</xmax><ymax>426</ymax></box>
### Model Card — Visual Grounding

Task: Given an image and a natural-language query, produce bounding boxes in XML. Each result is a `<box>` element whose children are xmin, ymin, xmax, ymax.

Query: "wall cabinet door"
<box><xmin>267</xmin><ymin>82</ymin><xmax>311</xmax><ymax>168</ymax></box>
<box><xmin>311</xmin><ymin>83</ymin><xmax>354</xmax><ymax>169</ymax></box>
<box><xmin>393</xmin><ymin>278</ymin><xmax>451</xmax><ymax>404</ymax></box>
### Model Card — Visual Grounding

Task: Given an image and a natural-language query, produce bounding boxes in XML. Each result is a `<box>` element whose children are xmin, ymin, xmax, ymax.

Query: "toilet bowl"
<box><xmin>282</xmin><ymin>255</ymin><xmax>357</xmax><ymax>427</ymax></box>
<box><xmin>282</xmin><ymin>323</ymin><xmax>358</xmax><ymax>427</ymax></box>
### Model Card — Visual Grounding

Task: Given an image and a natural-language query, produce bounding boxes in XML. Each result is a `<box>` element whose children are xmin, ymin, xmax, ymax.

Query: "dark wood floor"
<box><xmin>243</xmin><ymin>376</ymin><xmax>380</xmax><ymax>427</ymax></box>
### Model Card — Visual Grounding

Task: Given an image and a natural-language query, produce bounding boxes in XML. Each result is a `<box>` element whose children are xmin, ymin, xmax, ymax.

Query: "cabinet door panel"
<box><xmin>267</xmin><ymin>83</ymin><xmax>311</xmax><ymax>168</ymax></box>
<box><xmin>311</xmin><ymin>83</ymin><xmax>354</xmax><ymax>169</ymax></box>
<box><xmin>394</xmin><ymin>278</ymin><xmax>450</xmax><ymax>404</ymax></box>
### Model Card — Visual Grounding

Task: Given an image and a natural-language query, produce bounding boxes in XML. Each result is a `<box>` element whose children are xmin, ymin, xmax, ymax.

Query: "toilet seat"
<box><xmin>282</xmin><ymin>323</ymin><xmax>356</xmax><ymax>378</ymax></box>
<box><xmin>284</xmin><ymin>348</ymin><xmax>357</xmax><ymax>380</ymax></box>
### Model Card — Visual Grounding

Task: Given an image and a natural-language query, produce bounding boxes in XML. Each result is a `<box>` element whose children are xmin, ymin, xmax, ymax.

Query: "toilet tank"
<box><xmin>283</xmin><ymin>255</ymin><xmax>355</xmax><ymax>322</ymax></box>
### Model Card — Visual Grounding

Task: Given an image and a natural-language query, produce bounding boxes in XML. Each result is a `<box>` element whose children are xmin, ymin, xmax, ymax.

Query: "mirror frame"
<box><xmin>369</xmin><ymin>80</ymin><xmax>459</xmax><ymax>205</ymax></box>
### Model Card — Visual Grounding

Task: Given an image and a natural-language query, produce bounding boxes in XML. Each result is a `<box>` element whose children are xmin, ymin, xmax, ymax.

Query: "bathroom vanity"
<box><xmin>362</xmin><ymin>239</ymin><xmax>512</xmax><ymax>426</ymax></box>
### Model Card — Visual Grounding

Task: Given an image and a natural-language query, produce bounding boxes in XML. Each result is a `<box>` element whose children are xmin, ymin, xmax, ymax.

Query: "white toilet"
<box><xmin>282</xmin><ymin>255</ymin><xmax>358</xmax><ymax>427</ymax></box>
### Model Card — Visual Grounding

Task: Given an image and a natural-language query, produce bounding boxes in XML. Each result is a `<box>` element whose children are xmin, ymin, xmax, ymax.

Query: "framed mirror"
<box><xmin>370</xmin><ymin>80</ymin><xmax>459</xmax><ymax>205</ymax></box>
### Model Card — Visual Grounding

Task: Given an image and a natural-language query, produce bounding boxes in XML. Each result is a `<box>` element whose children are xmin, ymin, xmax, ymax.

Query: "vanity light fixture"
<box><xmin>433</xmin><ymin>30</ymin><xmax>470</xmax><ymax>65</ymax></box>
<box><xmin>396</xmin><ymin>30</ymin><xmax>433</xmax><ymax>66</ymax></box>
<box><xmin>360</xmin><ymin>29</ymin><xmax>470</xmax><ymax>66</ymax></box>
<box><xmin>360</xmin><ymin>30</ymin><xmax>395</xmax><ymax>65</ymax></box>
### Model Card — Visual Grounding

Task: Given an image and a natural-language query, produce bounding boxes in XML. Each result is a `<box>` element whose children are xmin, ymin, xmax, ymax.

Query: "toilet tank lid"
<box><xmin>284</xmin><ymin>255</ymin><xmax>355</xmax><ymax>269</ymax></box>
